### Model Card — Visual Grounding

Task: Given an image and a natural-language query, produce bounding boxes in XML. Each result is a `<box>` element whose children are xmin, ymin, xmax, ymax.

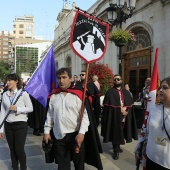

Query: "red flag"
<box><xmin>146</xmin><ymin>48</ymin><xmax>160</xmax><ymax>112</ymax></box>
<box><xmin>135</xmin><ymin>48</ymin><xmax>160</xmax><ymax>170</ymax></box>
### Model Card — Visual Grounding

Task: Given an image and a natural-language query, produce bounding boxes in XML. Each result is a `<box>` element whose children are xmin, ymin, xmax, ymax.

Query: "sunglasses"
<box><xmin>114</xmin><ymin>78</ymin><xmax>122</xmax><ymax>81</ymax></box>
<box><xmin>80</xmin><ymin>74</ymin><xmax>85</xmax><ymax>76</ymax></box>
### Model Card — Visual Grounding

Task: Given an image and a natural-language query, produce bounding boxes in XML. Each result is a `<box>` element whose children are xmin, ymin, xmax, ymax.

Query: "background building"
<box><xmin>15</xmin><ymin>42</ymin><xmax>52</xmax><ymax>76</ymax></box>
<box><xmin>0</xmin><ymin>31</ymin><xmax>15</xmax><ymax>70</ymax></box>
<box><xmin>13</xmin><ymin>16</ymin><xmax>34</xmax><ymax>39</ymax></box>
<box><xmin>53</xmin><ymin>0</ymin><xmax>170</xmax><ymax>99</ymax></box>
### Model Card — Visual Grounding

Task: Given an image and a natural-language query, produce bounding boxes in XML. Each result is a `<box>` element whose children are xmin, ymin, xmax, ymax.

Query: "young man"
<box><xmin>101</xmin><ymin>74</ymin><xmax>138</xmax><ymax>160</ymax></box>
<box><xmin>77</xmin><ymin>70</ymin><xmax>101</xmax><ymax>127</ymax></box>
<box><xmin>71</xmin><ymin>75</ymin><xmax>79</xmax><ymax>87</ymax></box>
<box><xmin>43</xmin><ymin>68</ymin><xmax>103</xmax><ymax>170</ymax></box>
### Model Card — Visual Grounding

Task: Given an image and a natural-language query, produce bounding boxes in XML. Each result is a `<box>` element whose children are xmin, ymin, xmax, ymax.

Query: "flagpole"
<box><xmin>79</xmin><ymin>63</ymin><xmax>89</xmax><ymax>124</ymax></box>
<box><xmin>75</xmin><ymin>63</ymin><xmax>89</xmax><ymax>153</ymax></box>
<box><xmin>24</xmin><ymin>44</ymin><xmax>53</xmax><ymax>87</ymax></box>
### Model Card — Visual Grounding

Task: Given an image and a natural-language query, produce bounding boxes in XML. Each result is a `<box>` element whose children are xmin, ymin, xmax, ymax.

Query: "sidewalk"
<box><xmin>0</xmin><ymin>127</ymin><xmax>119</xmax><ymax>170</ymax></box>
<box><xmin>0</xmin><ymin>126</ymin><xmax>141</xmax><ymax>170</ymax></box>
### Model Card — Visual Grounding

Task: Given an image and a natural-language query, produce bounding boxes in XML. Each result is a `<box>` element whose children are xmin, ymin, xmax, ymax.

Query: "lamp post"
<box><xmin>106</xmin><ymin>0</ymin><xmax>136</xmax><ymax>75</ymax></box>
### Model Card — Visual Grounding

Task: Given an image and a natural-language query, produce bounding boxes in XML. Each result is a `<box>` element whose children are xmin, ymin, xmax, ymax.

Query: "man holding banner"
<box><xmin>43</xmin><ymin>68</ymin><xmax>103</xmax><ymax>170</ymax></box>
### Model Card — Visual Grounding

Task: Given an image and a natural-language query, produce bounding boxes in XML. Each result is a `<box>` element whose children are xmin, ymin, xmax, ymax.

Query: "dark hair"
<box><xmin>161</xmin><ymin>76</ymin><xmax>170</xmax><ymax>86</ymax></box>
<box><xmin>6</xmin><ymin>73</ymin><xmax>22</xmax><ymax>89</ymax></box>
<box><xmin>114</xmin><ymin>74</ymin><xmax>122</xmax><ymax>78</ymax></box>
<box><xmin>81</xmin><ymin>70</ymin><xmax>86</xmax><ymax>73</ymax></box>
<box><xmin>56</xmin><ymin>68</ymin><xmax>72</xmax><ymax>78</ymax></box>
<box><xmin>74</xmin><ymin>75</ymin><xmax>78</xmax><ymax>78</ymax></box>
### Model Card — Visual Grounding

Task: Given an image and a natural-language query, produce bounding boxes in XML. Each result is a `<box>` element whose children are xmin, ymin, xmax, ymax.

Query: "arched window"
<box><xmin>127</xmin><ymin>29</ymin><xmax>151</xmax><ymax>52</ymax></box>
<box><xmin>66</xmin><ymin>56</ymin><xmax>71</xmax><ymax>70</ymax></box>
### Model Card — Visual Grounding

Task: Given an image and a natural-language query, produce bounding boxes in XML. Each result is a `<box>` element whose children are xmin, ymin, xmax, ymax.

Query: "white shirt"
<box><xmin>146</xmin><ymin>104</ymin><xmax>170</xmax><ymax>169</ymax></box>
<box><xmin>94</xmin><ymin>81</ymin><xmax>100</xmax><ymax>91</ymax></box>
<box><xmin>44</xmin><ymin>92</ymin><xmax>90</xmax><ymax>139</ymax></box>
<box><xmin>0</xmin><ymin>89</ymin><xmax>33</xmax><ymax>133</ymax></box>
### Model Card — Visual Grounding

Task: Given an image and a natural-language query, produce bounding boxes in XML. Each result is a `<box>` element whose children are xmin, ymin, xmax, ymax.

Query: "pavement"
<box><xmin>0</xmin><ymin>126</ymin><xmax>142</xmax><ymax>170</ymax></box>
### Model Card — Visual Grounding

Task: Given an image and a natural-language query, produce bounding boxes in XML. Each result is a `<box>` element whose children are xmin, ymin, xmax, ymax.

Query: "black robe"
<box><xmin>75</xmin><ymin>81</ymin><xmax>101</xmax><ymax>127</ymax></box>
<box><xmin>27</xmin><ymin>95</ymin><xmax>47</xmax><ymax>131</ymax></box>
<box><xmin>44</xmin><ymin>87</ymin><xmax>103</xmax><ymax>170</ymax></box>
<box><xmin>101</xmin><ymin>87</ymin><xmax>138</xmax><ymax>144</ymax></box>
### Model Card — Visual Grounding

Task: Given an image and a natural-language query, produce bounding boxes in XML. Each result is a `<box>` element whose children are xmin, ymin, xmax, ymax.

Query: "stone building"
<box><xmin>54</xmin><ymin>0</ymin><xmax>170</xmax><ymax>97</ymax></box>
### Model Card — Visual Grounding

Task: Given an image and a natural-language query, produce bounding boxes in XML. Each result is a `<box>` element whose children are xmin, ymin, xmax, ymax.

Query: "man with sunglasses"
<box><xmin>76</xmin><ymin>71</ymin><xmax>101</xmax><ymax>127</ymax></box>
<box><xmin>101</xmin><ymin>74</ymin><xmax>138</xmax><ymax>160</ymax></box>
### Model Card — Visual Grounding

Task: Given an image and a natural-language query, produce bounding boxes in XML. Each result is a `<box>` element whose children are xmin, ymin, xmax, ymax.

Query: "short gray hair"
<box><xmin>93</xmin><ymin>75</ymin><xmax>98</xmax><ymax>80</ymax></box>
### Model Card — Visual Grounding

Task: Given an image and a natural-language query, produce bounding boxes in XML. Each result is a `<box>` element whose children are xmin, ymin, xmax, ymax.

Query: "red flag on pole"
<box><xmin>135</xmin><ymin>48</ymin><xmax>160</xmax><ymax>170</ymax></box>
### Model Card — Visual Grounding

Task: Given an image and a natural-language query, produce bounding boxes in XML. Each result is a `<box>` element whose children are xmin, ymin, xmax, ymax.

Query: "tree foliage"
<box><xmin>88</xmin><ymin>62</ymin><xmax>114</xmax><ymax>95</ymax></box>
<box><xmin>0</xmin><ymin>60</ymin><xmax>11</xmax><ymax>82</ymax></box>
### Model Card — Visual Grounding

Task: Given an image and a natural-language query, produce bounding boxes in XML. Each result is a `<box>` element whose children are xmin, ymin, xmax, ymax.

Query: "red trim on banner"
<box><xmin>70</xmin><ymin>10</ymin><xmax>110</xmax><ymax>63</ymax></box>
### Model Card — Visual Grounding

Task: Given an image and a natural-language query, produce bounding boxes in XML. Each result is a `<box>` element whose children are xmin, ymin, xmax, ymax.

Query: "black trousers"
<box><xmin>4</xmin><ymin>121</ymin><xmax>27</xmax><ymax>170</ymax></box>
<box><xmin>54</xmin><ymin>131</ymin><xmax>85</xmax><ymax>170</ymax></box>
<box><xmin>112</xmin><ymin>143</ymin><xmax>120</xmax><ymax>152</ymax></box>
<box><xmin>146</xmin><ymin>157</ymin><xmax>169</xmax><ymax>170</ymax></box>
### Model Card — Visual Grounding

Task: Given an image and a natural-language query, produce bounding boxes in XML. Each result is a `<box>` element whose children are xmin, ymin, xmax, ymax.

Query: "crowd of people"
<box><xmin>0</xmin><ymin>69</ymin><xmax>169</xmax><ymax>170</ymax></box>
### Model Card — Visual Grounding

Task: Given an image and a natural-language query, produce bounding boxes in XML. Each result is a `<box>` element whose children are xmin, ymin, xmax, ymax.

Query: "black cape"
<box><xmin>75</xmin><ymin>81</ymin><xmax>101</xmax><ymax>127</ymax></box>
<box><xmin>44</xmin><ymin>87</ymin><xmax>103</xmax><ymax>170</ymax></box>
<box><xmin>101</xmin><ymin>87</ymin><xmax>138</xmax><ymax>144</ymax></box>
<box><xmin>27</xmin><ymin>95</ymin><xmax>47</xmax><ymax>131</ymax></box>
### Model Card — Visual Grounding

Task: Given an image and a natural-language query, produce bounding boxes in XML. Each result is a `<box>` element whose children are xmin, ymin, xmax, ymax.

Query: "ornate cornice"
<box><xmin>161</xmin><ymin>0</ymin><xmax>170</xmax><ymax>6</ymax></box>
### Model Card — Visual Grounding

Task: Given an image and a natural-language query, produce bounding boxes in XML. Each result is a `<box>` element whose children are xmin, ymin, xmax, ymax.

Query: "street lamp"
<box><xmin>106</xmin><ymin>0</ymin><xmax>136</xmax><ymax>75</ymax></box>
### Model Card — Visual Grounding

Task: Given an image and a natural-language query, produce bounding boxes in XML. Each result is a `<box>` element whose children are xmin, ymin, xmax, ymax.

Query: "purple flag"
<box><xmin>24</xmin><ymin>45</ymin><xmax>57</xmax><ymax>107</ymax></box>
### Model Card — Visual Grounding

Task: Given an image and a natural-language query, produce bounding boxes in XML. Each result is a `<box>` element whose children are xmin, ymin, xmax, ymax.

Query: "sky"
<box><xmin>0</xmin><ymin>0</ymin><xmax>97</xmax><ymax>40</ymax></box>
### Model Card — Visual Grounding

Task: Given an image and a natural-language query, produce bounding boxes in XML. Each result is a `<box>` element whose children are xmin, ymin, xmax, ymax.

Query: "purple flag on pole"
<box><xmin>24</xmin><ymin>45</ymin><xmax>57</xmax><ymax>107</ymax></box>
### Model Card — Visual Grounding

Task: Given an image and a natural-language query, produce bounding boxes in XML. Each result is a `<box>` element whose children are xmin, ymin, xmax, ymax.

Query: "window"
<box><xmin>3</xmin><ymin>51</ymin><xmax>8</xmax><ymax>54</ymax></box>
<box><xmin>25</xmin><ymin>25</ymin><xmax>32</xmax><ymax>30</ymax></box>
<box><xmin>25</xmin><ymin>31</ymin><xmax>32</xmax><ymax>36</ymax></box>
<box><xmin>19</xmin><ymin>24</ymin><xmax>24</xmax><ymax>28</ymax></box>
<box><xmin>129</xmin><ymin>56</ymin><xmax>150</xmax><ymax>67</ymax></box>
<box><xmin>3</xmin><ymin>47</ymin><xmax>8</xmax><ymax>50</ymax></box>
<box><xmin>3</xmin><ymin>38</ymin><xmax>8</xmax><ymax>40</ymax></box>
<box><xmin>3</xmin><ymin>42</ymin><xmax>8</xmax><ymax>45</ymax></box>
<box><xmin>19</xmin><ymin>30</ymin><xmax>24</xmax><ymax>34</ymax></box>
<box><xmin>127</xmin><ymin>29</ymin><xmax>151</xmax><ymax>52</ymax></box>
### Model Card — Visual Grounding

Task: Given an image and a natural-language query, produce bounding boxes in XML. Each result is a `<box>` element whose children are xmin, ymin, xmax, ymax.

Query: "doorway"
<box><xmin>124</xmin><ymin>48</ymin><xmax>151</xmax><ymax>100</ymax></box>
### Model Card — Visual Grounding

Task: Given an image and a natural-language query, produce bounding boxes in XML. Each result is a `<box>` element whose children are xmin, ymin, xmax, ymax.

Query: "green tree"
<box><xmin>0</xmin><ymin>60</ymin><xmax>11</xmax><ymax>82</ymax></box>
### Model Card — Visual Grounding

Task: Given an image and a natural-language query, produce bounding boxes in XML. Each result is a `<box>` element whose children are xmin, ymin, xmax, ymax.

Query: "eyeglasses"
<box><xmin>80</xmin><ymin>74</ymin><xmax>85</xmax><ymax>76</ymax></box>
<box><xmin>114</xmin><ymin>78</ymin><xmax>122</xmax><ymax>81</ymax></box>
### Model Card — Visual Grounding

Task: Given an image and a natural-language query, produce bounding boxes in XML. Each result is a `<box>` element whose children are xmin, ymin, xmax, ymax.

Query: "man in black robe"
<box><xmin>76</xmin><ymin>70</ymin><xmax>101</xmax><ymax>127</ymax></box>
<box><xmin>101</xmin><ymin>74</ymin><xmax>138</xmax><ymax>160</ymax></box>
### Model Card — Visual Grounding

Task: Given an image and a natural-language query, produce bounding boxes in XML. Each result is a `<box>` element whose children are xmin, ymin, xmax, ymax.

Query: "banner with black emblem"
<box><xmin>70</xmin><ymin>10</ymin><xmax>110</xmax><ymax>63</ymax></box>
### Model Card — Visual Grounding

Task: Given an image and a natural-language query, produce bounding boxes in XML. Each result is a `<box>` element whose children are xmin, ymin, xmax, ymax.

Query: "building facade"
<box><xmin>13</xmin><ymin>16</ymin><xmax>34</xmax><ymax>39</ymax></box>
<box><xmin>15</xmin><ymin>42</ymin><xmax>52</xmax><ymax>75</ymax></box>
<box><xmin>54</xmin><ymin>0</ymin><xmax>170</xmax><ymax>97</ymax></box>
<box><xmin>0</xmin><ymin>31</ymin><xmax>15</xmax><ymax>69</ymax></box>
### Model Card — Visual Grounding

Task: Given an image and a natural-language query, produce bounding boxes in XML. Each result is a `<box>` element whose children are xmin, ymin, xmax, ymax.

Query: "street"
<box><xmin>0</xmin><ymin>126</ymin><xmax>142</xmax><ymax>170</ymax></box>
